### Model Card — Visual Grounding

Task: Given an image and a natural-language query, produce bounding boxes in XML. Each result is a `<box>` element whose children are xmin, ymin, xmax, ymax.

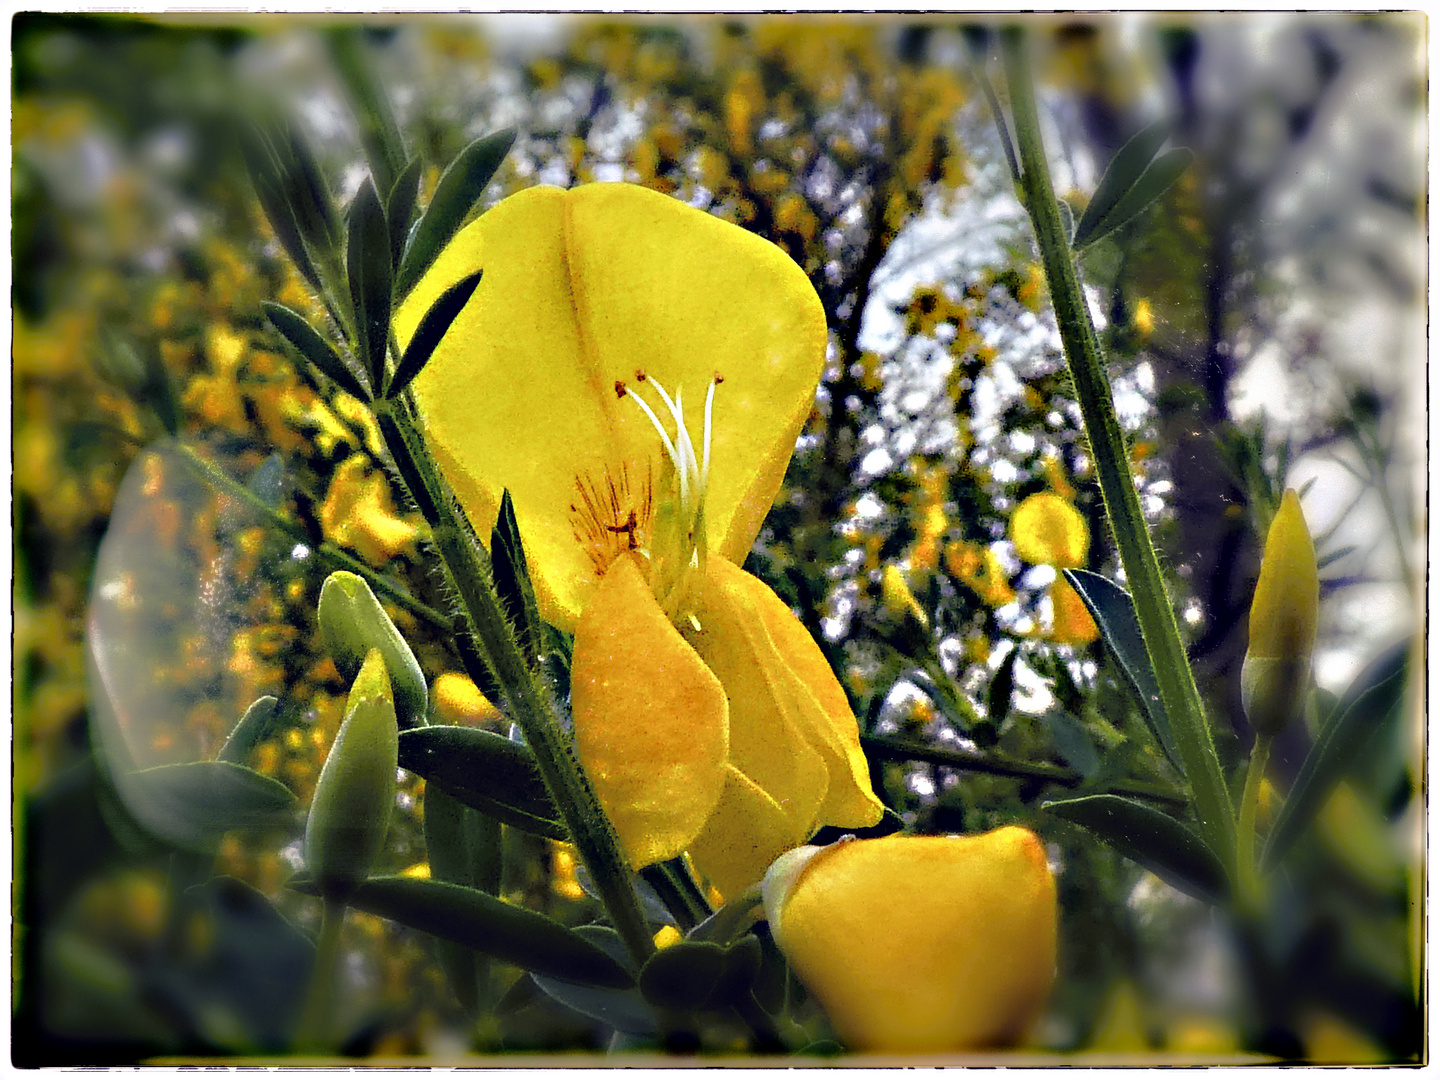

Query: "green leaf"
<box><xmin>262</xmin><ymin>302</ymin><xmax>371</xmax><ymax>402</ymax></box>
<box><xmin>345</xmin><ymin>178</ymin><xmax>394</xmax><ymax>389</ymax></box>
<box><xmin>987</xmin><ymin>646</ymin><xmax>1021</xmax><ymax>727</ymax></box>
<box><xmin>238</xmin><ymin>124</ymin><xmax>323</xmax><ymax>291</ymax></box>
<box><xmin>1045</xmin><ymin>793</ymin><xmax>1228</xmax><ymax>904</ymax></box>
<box><xmin>281</xmin><ymin>120</ymin><xmax>343</xmax><ymax>257</ymax></box>
<box><xmin>311</xmin><ymin>876</ymin><xmax>633</xmax><ymax>990</ymax></box>
<box><xmin>490</xmin><ymin>487</ymin><xmax>543</xmax><ymax>669</ymax></box>
<box><xmin>1071</xmin><ymin>118</ymin><xmax>1172</xmax><ymax>249</ymax></box>
<box><xmin>217</xmin><ymin>696</ymin><xmax>279</xmax><ymax>767</ymax></box>
<box><xmin>139</xmin><ymin>338</ymin><xmax>182</xmax><ymax>438</ymax></box>
<box><xmin>387</xmin><ymin>270</ymin><xmax>482</xmax><ymax>399</ymax></box>
<box><xmin>1064</xmin><ymin>569</ymin><xmax>1182</xmax><ymax>772</ymax></box>
<box><xmin>638</xmin><ymin>940</ymin><xmax>726</xmax><ymax>1011</ymax></box>
<box><xmin>530</xmin><ymin>926</ymin><xmax>656</xmax><ymax>1034</ymax></box>
<box><xmin>687</xmin><ymin>890</ymin><xmax>763</xmax><ymax>947</ymax></box>
<box><xmin>1078</xmin><ymin>147</ymin><xmax>1194</xmax><ymax>249</ymax></box>
<box><xmin>397</xmin><ymin>726</ymin><xmax>566</xmax><ymax>840</ymax></box>
<box><xmin>424</xmin><ymin>786</ymin><xmax>503</xmax><ymax>1014</ymax></box>
<box><xmin>326</xmin><ymin>28</ymin><xmax>408</xmax><ymax>202</ymax></box>
<box><xmin>1263</xmin><ymin>641</ymin><xmax>1410</xmax><ymax>870</ymax></box>
<box><xmin>1044</xmin><ymin>710</ymin><xmax>1101</xmax><ymax>779</ymax></box>
<box><xmin>394</xmin><ymin>128</ymin><xmax>516</xmax><ymax>300</ymax></box>
<box><xmin>247</xmin><ymin>454</ymin><xmax>287</xmax><ymax>509</ymax></box>
<box><xmin>386</xmin><ymin>156</ymin><xmax>424</xmax><ymax>271</ymax></box>
<box><xmin>119</xmin><ymin>761</ymin><xmax>298</xmax><ymax>854</ymax></box>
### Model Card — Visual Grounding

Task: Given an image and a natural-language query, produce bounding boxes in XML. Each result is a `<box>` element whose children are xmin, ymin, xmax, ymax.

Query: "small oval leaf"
<box><xmin>217</xmin><ymin>696</ymin><xmax>280</xmax><ymax>767</ymax></box>
<box><xmin>531</xmin><ymin>925</ymin><xmax>656</xmax><ymax>1035</ymax></box>
<box><xmin>263</xmin><ymin>302</ymin><xmax>371</xmax><ymax>403</ymax></box>
<box><xmin>1045</xmin><ymin>793</ymin><xmax>1228</xmax><ymax>904</ymax></box>
<box><xmin>638</xmin><ymin>941</ymin><xmax>726</xmax><ymax>1011</ymax></box>
<box><xmin>397</xmin><ymin>726</ymin><xmax>566</xmax><ymax>840</ymax></box>
<box><xmin>121</xmin><ymin>761</ymin><xmax>299</xmax><ymax>853</ymax></box>
<box><xmin>394</xmin><ymin>128</ymin><xmax>516</xmax><ymax>300</ymax></box>
<box><xmin>308</xmin><ymin>876</ymin><xmax>633</xmax><ymax>990</ymax></box>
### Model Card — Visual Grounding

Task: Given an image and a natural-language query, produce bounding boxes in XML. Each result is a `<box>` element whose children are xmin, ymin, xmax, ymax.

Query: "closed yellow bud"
<box><xmin>305</xmin><ymin>649</ymin><xmax>399</xmax><ymax>899</ymax></box>
<box><xmin>1242</xmin><ymin>490</ymin><xmax>1319</xmax><ymax>737</ymax></box>
<box><xmin>319</xmin><ymin>571</ymin><xmax>428</xmax><ymax>729</ymax></box>
<box><xmin>762</xmin><ymin>828</ymin><xmax>1057</xmax><ymax>1053</ymax></box>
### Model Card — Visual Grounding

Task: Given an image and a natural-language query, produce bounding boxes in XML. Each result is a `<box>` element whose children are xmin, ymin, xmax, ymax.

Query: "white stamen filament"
<box><xmin>702</xmin><ymin>377</ymin><xmax>717</xmax><ymax>489</ymax></box>
<box><xmin>624</xmin><ymin>388</ymin><xmax>685</xmax><ymax>503</ymax></box>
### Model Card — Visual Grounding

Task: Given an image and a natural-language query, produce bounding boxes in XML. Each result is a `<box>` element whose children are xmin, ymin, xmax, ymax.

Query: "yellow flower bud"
<box><xmin>762</xmin><ymin>828</ymin><xmax>1057</xmax><ymax>1053</ymax></box>
<box><xmin>1242</xmin><ymin>490</ymin><xmax>1319</xmax><ymax>737</ymax></box>
<box><xmin>305</xmin><ymin>649</ymin><xmax>399</xmax><ymax>899</ymax></box>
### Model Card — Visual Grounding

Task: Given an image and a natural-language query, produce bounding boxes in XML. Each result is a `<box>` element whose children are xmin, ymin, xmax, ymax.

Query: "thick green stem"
<box><xmin>999</xmin><ymin>28</ymin><xmax>1236</xmax><ymax>875</ymax></box>
<box><xmin>373</xmin><ymin>396</ymin><xmax>656</xmax><ymax>968</ymax></box>
<box><xmin>293</xmin><ymin>897</ymin><xmax>346</xmax><ymax>1054</ymax></box>
<box><xmin>1235</xmin><ymin>735</ymin><xmax>1271</xmax><ymax>912</ymax></box>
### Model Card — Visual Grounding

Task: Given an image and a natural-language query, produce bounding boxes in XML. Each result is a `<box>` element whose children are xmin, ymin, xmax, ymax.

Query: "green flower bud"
<box><xmin>1242</xmin><ymin>489</ymin><xmax>1319</xmax><ymax>738</ymax></box>
<box><xmin>306</xmin><ymin>649</ymin><xmax>400</xmax><ymax>899</ymax></box>
<box><xmin>318</xmin><ymin>571</ymin><xmax>428</xmax><ymax>729</ymax></box>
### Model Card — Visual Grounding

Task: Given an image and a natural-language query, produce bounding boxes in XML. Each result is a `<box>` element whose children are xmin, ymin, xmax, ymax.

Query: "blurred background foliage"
<box><xmin>12</xmin><ymin>12</ymin><xmax>1424</xmax><ymax>1064</ymax></box>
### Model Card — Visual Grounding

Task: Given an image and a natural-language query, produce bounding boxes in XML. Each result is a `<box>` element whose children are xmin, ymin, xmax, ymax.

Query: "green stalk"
<box><xmin>293</xmin><ymin>897</ymin><xmax>346</xmax><ymax>1054</ymax></box>
<box><xmin>999</xmin><ymin>28</ymin><xmax>1236</xmax><ymax>874</ymax></box>
<box><xmin>1235</xmin><ymin>735</ymin><xmax>1271</xmax><ymax>912</ymax></box>
<box><xmin>373</xmin><ymin>395</ymin><xmax>656</xmax><ymax>968</ymax></box>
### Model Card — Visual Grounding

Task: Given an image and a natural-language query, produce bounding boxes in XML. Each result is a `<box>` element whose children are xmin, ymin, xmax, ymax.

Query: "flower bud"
<box><xmin>1242</xmin><ymin>490</ymin><xmax>1318</xmax><ymax>738</ymax></box>
<box><xmin>318</xmin><ymin>570</ymin><xmax>428</xmax><ymax>729</ymax></box>
<box><xmin>762</xmin><ymin>828</ymin><xmax>1057</xmax><ymax>1053</ymax></box>
<box><xmin>306</xmin><ymin>649</ymin><xmax>400</xmax><ymax>899</ymax></box>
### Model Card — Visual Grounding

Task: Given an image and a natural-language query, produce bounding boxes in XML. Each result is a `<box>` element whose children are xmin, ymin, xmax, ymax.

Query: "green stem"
<box><xmin>171</xmin><ymin>441</ymin><xmax>448</xmax><ymax>629</ymax></box>
<box><xmin>1235</xmin><ymin>735</ymin><xmax>1271</xmax><ymax>912</ymax></box>
<box><xmin>860</xmin><ymin>735</ymin><xmax>1186</xmax><ymax>805</ymax></box>
<box><xmin>373</xmin><ymin>395</ymin><xmax>656</xmax><ymax>968</ymax></box>
<box><xmin>293</xmin><ymin>897</ymin><xmax>346</xmax><ymax>1054</ymax></box>
<box><xmin>999</xmin><ymin>28</ymin><xmax>1236</xmax><ymax>876</ymax></box>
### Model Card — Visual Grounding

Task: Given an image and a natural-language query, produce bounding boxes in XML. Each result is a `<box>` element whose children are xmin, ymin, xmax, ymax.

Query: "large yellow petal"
<box><xmin>398</xmin><ymin>183</ymin><xmax>827</xmax><ymax>629</ymax></box>
<box><xmin>570</xmin><ymin>553</ymin><xmax>728</xmax><ymax>870</ymax></box>
<box><xmin>687</xmin><ymin>765</ymin><xmax>805</xmax><ymax>901</ymax></box>
<box><xmin>692</xmin><ymin>558</ymin><xmax>883</xmax><ymax>829</ymax></box>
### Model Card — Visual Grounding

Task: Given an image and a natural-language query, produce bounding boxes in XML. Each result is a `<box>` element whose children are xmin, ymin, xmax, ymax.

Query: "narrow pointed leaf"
<box><xmin>262</xmin><ymin>302</ymin><xmax>371</xmax><ymax>402</ymax></box>
<box><xmin>490</xmin><ymin>486</ymin><xmax>543</xmax><ymax>669</ymax></box>
<box><xmin>218</xmin><ymin>696</ymin><xmax>280</xmax><ymax>766</ymax></box>
<box><xmin>397</xmin><ymin>726</ymin><xmax>566</xmax><ymax>840</ymax></box>
<box><xmin>312</xmin><ymin>876</ymin><xmax>633</xmax><ymax>989</ymax></box>
<box><xmin>1078</xmin><ymin>147</ymin><xmax>1194</xmax><ymax>249</ymax></box>
<box><xmin>987</xmin><ymin>646</ymin><xmax>1021</xmax><ymax>727</ymax></box>
<box><xmin>1263</xmin><ymin>641</ymin><xmax>1410</xmax><ymax>870</ymax></box>
<box><xmin>387</xmin><ymin>270</ymin><xmax>482</xmax><ymax>399</ymax></box>
<box><xmin>346</xmin><ymin>178</ymin><xmax>394</xmax><ymax>388</ymax></box>
<box><xmin>1071</xmin><ymin>118</ymin><xmax>1172</xmax><ymax>249</ymax></box>
<box><xmin>326</xmin><ymin>28</ymin><xmax>408</xmax><ymax>202</ymax></box>
<box><xmin>531</xmin><ymin>926</ymin><xmax>657</xmax><ymax>1034</ymax></box>
<box><xmin>387</xmin><ymin>156</ymin><xmax>424</xmax><ymax>270</ymax></box>
<box><xmin>123</xmin><ymin>761</ymin><xmax>299</xmax><ymax>853</ymax></box>
<box><xmin>283</xmin><ymin>121</ymin><xmax>343</xmax><ymax>255</ymax></box>
<box><xmin>238</xmin><ymin>122</ymin><xmax>324</xmax><ymax>291</ymax></box>
<box><xmin>139</xmin><ymin>339</ymin><xmax>182</xmax><ymax>437</ymax></box>
<box><xmin>1045</xmin><ymin>794</ymin><xmax>1228</xmax><ymax>904</ymax></box>
<box><xmin>1064</xmin><ymin>569</ymin><xmax>1182</xmax><ymax>772</ymax></box>
<box><xmin>394</xmin><ymin>128</ymin><xmax>516</xmax><ymax>299</ymax></box>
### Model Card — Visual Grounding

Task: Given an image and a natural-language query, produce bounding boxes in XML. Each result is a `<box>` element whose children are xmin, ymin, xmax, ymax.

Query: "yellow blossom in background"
<box><xmin>431</xmin><ymin>672</ymin><xmax>500</xmax><ymax>726</ymax></box>
<box><xmin>945</xmin><ymin>540</ymin><xmax>1016</xmax><ymax>608</ymax></box>
<box><xmin>1133</xmin><ymin>297</ymin><xmax>1155</xmax><ymax>338</ymax></box>
<box><xmin>1011</xmin><ymin>492</ymin><xmax>1088</xmax><ymax>568</ymax></box>
<box><xmin>320</xmin><ymin>455</ymin><xmax>420</xmax><ymax>565</ymax></box>
<box><xmin>397</xmin><ymin>183</ymin><xmax>883</xmax><ymax>898</ymax></box>
<box><xmin>1050</xmin><ymin>577</ymin><xmax>1100</xmax><ymax>647</ymax></box>
<box><xmin>762</xmin><ymin>828</ymin><xmax>1057</xmax><ymax>1052</ymax></box>
<box><xmin>881</xmin><ymin>565</ymin><xmax>928</xmax><ymax>630</ymax></box>
<box><xmin>550</xmin><ymin>842</ymin><xmax>587</xmax><ymax>902</ymax></box>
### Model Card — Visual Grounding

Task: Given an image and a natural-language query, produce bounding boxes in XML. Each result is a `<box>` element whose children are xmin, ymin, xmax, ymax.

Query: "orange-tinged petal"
<box><xmin>685</xmin><ymin>562</ymin><xmax>828</xmax><ymax>843</ymax></box>
<box><xmin>765</xmin><ymin>828</ymin><xmax>1057</xmax><ymax>1053</ymax></box>
<box><xmin>398</xmin><ymin>183</ymin><xmax>827</xmax><ymax>629</ymax></box>
<box><xmin>688</xmin><ymin>764</ymin><xmax>805</xmax><ymax>900</ymax></box>
<box><xmin>1011</xmin><ymin>492</ymin><xmax>1089</xmax><ymax>568</ymax></box>
<box><xmin>700</xmin><ymin>559</ymin><xmax>883</xmax><ymax>829</ymax></box>
<box><xmin>570</xmin><ymin>553</ymin><xmax>728</xmax><ymax>870</ymax></box>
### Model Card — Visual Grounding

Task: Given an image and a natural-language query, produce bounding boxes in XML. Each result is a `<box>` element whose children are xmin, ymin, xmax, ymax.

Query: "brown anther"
<box><xmin>605</xmin><ymin>509</ymin><xmax>640</xmax><ymax>550</ymax></box>
<box><xmin>614</xmin><ymin>380</ymin><xmax>627</xmax><ymax>398</ymax></box>
<box><xmin>634</xmin><ymin>369</ymin><xmax>648</xmax><ymax>382</ymax></box>
<box><xmin>713</xmin><ymin>372</ymin><xmax>725</xmax><ymax>385</ymax></box>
